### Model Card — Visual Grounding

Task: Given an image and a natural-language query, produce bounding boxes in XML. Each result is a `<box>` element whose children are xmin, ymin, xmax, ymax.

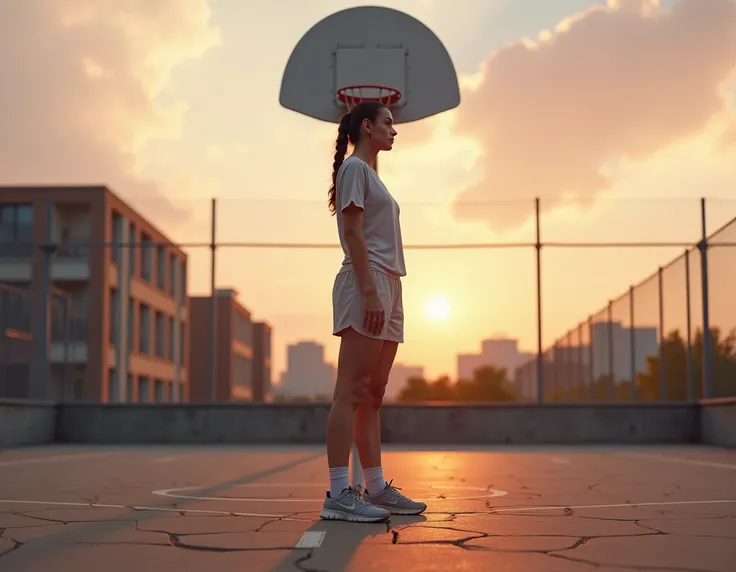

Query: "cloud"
<box><xmin>0</xmin><ymin>0</ymin><xmax>219</xmax><ymax>228</ymax></box>
<box><xmin>451</xmin><ymin>0</ymin><xmax>736</xmax><ymax>231</ymax></box>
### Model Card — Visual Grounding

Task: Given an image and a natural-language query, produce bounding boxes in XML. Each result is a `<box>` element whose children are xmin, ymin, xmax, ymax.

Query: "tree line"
<box><xmin>395</xmin><ymin>327</ymin><xmax>736</xmax><ymax>403</ymax></box>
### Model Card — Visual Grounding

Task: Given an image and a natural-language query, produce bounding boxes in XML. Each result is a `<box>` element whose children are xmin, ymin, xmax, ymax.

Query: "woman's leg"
<box><xmin>321</xmin><ymin>328</ymin><xmax>392</xmax><ymax>522</ymax></box>
<box><xmin>326</xmin><ymin>328</ymin><xmax>384</xmax><ymax>471</ymax></box>
<box><xmin>354</xmin><ymin>341</ymin><xmax>398</xmax><ymax>492</ymax></box>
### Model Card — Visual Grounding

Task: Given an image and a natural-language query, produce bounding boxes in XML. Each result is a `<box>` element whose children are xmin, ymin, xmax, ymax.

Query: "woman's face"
<box><xmin>365</xmin><ymin>106</ymin><xmax>397</xmax><ymax>151</ymax></box>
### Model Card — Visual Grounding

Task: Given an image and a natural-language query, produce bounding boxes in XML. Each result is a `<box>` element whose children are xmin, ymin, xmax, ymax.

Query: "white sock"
<box><xmin>329</xmin><ymin>467</ymin><xmax>350</xmax><ymax>497</ymax></box>
<box><xmin>363</xmin><ymin>466</ymin><xmax>385</xmax><ymax>495</ymax></box>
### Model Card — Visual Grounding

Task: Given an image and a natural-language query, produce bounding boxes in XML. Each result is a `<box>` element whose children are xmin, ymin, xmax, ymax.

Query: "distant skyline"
<box><xmin>2</xmin><ymin>0</ymin><xmax>736</xmax><ymax>379</ymax></box>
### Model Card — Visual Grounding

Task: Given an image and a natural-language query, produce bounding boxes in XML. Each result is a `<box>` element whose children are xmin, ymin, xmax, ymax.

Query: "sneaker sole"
<box><xmin>380</xmin><ymin>505</ymin><xmax>427</xmax><ymax>515</ymax></box>
<box><xmin>319</xmin><ymin>508</ymin><xmax>390</xmax><ymax>523</ymax></box>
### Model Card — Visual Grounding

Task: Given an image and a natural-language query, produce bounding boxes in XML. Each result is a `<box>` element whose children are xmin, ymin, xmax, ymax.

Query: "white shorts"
<box><xmin>332</xmin><ymin>267</ymin><xmax>404</xmax><ymax>343</ymax></box>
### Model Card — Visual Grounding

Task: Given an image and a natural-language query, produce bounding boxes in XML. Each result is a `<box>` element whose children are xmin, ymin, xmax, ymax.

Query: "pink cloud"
<box><xmin>452</xmin><ymin>0</ymin><xmax>736</xmax><ymax>231</ymax></box>
<box><xmin>0</xmin><ymin>0</ymin><xmax>219</xmax><ymax>226</ymax></box>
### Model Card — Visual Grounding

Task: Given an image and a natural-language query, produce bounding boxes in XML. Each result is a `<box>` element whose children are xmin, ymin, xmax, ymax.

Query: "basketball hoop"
<box><xmin>336</xmin><ymin>84</ymin><xmax>402</xmax><ymax>111</ymax></box>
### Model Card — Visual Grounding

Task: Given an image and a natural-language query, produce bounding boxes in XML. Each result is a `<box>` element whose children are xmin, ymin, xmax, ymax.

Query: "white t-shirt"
<box><xmin>335</xmin><ymin>155</ymin><xmax>406</xmax><ymax>277</ymax></box>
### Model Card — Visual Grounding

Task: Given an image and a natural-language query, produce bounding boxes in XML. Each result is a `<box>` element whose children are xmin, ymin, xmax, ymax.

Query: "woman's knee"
<box><xmin>334</xmin><ymin>374</ymin><xmax>371</xmax><ymax>409</ymax></box>
<box><xmin>362</xmin><ymin>381</ymin><xmax>387</xmax><ymax>409</ymax></box>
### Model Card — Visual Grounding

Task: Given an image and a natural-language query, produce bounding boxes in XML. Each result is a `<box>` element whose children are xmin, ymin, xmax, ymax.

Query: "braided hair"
<box><xmin>328</xmin><ymin>101</ymin><xmax>386</xmax><ymax>215</ymax></box>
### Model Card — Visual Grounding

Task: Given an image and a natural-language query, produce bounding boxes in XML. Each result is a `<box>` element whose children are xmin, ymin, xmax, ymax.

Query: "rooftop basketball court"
<box><xmin>2</xmin><ymin>6</ymin><xmax>734</xmax><ymax>571</ymax></box>
<box><xmin>0</xmin><ymin>443</ymin><xmax>734</xmax><ymax>571</ymax></box>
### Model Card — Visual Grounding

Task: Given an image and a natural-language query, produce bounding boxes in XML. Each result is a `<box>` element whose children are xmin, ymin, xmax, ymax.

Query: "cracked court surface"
<box><xmin>0</xmin><ymin>444</ymin><xmax>735</xmax><ymax>571</ymax></box>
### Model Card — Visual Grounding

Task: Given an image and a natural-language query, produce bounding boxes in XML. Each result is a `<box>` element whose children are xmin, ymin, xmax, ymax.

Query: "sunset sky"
<box><xmin>2</xmin><ymin>0</ymin><xmax>736</xmax><ymax>381</ymax></box>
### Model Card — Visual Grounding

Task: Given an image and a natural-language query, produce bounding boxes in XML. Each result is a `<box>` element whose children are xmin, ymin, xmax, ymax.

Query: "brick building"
<box><xmin>0</xmin><ymin>185</ymin><xmax>188</xmax><ymax>402</ymax></box>
<box><xmin>188</xmin><ymin>288</ymin><xmax>271</xmax><ymax>402</ymax></box>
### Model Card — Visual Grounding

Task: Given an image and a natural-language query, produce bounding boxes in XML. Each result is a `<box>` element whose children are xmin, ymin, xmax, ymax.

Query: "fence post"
<box><xmin>64</xmin><ymin>295</ymin><xmax>71</xmax><ymax>401</ymax></box>
<box><xmin>629</xmin><ymin>285</ymin><xmax>637</xmax><ymax>401</ymax></box>
<box><xmin>607</xmin><ymin>301</ymin><xmax>614</xmax><ymax>401</ymax></box>
<box><xmin>588</xmin><ymin>315</ymin><xmax>594</xmax><ymax>401</ymax></box>
<box><xmin>535</xmin><ymin>197</ymin><xmax>543</xmax><ymax>404</ymax></box>
<box><xmin>578</xmin><ymin>323</ymin><xmax>584</xmax><ymax>401</ymax></box>
<box><xmin>209</xmin><ymin>198</ymin><xmax>218</xmax><ymax>402</ymax></box>
<box><xmin>566</xmin><ymin>330</ymin><xmax>573</xmax><ymax>396</ymax></box>
<box><xmin>658</xmin><ymin>266</ymin><xmax>666</xmax><ymax>401</ymax></box>
<box><xmin>699</xmin><ymin>198</ymin><xmax>712</xmax><ymax>398</ymax></box>
<box><xmin>36</xmin><ymin>201</ymin><xmax>55</xmax><ymax>400</ymax></box>
<box><xmin>684</xmin><ymin>249</ymin><xmax>694</xmax><ymax>401</ymax></box>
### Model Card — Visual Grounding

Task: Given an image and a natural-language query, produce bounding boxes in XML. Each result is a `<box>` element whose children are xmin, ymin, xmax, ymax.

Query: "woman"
<box><xmin>319</xmin><ymin>101</ymin><xmax>427</xmax><ymax>523</ymax></box>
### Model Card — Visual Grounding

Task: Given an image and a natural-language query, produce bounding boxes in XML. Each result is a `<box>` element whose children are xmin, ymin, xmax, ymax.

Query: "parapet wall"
<box><xmin>2</xmin><ymin>399</ymin><xmax>733</xmax><ymax>448</ymax></box>
<box><xmin>0</xmin><ymin>399</ymin><xmax>56</xmax><ymax>447</ymax></box>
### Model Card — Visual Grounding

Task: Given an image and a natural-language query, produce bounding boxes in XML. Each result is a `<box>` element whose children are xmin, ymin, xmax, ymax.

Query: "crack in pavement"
<box><xmin>134</xmin><ymin>521</ymin><xmax>310</xmax><ymax>555</ymax></box>
<box><xmin>2</xmin><ymin>503</ymin><xmax>732</xmax><ymax>570</ymax></box>
<box><xmin>389</xmin><ymin>522</ymin><xmax>662</xmax><ymax>552</ymax></box>
<box><xmin>547</xmin><ymin>551</ymin><xmax>718</xmax><ymax>572</ymax></box>
<box><xmin>0</xmin><ymin>537</ymin><xmax>24</xmax><ymax>559</ymax></box>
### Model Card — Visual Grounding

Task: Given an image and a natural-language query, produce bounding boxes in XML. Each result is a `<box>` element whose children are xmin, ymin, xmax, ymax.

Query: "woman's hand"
<box><xmin>363</xmin><ymin>291</ymin><xmax>385</xmax><ymax>336</ymax></box>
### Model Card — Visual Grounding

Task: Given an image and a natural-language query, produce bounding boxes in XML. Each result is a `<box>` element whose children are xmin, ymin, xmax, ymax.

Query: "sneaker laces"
<box><xmin>384</xmin><ymin>479</ymin><xmax>411</xmax><ymax>501</ymax></box>
<box><xmin>344</xmin><ymin>485</ymin><xmax>369</xmax><ymax>504</ymax></box>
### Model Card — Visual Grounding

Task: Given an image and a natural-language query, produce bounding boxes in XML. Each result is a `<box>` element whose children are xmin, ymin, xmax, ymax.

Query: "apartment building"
<box><xmin>0</xmin><ymin>186</ymin><xmax>188</xmax><ymax>402</ymax></box>
<box><xmin>188</xmin><ymin>289</ymin><xmax>271</xmax><ymax>402</ymax></box>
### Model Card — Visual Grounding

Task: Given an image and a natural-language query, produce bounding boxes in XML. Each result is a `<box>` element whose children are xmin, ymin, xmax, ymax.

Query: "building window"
<box><xmin>111</xmin><ymin>210</ymin><xmax>122</xmax><ymax>264</ymax></box>
<box><xmin>127</xmin><ymin>374</ymin><xmax>134</xmax><ymax>402</ymax></box>
<box><xmin>109</xmin><ymin>288</ymin><xmax>119</xmax><ymax>346</ymax></box>
<box><xmin>180</xmin><ymin>322</ymin><xmax>185</xmax><ymax>364</ymax></box>
<box><xmin>108</xmin><ymin>368</ymin><xmax>118</xmax><ymax>402</ymax></box>
<box><xmin>139</xmin><ymin>303</ymin><xmax>151</xmax><ymax>354</ymax></box>
<box><xmin>0</xmin><ymin>203</ymin><xmax>33</xmax><ymax>257</ymax></box>
<box><xmin>168</xmin><ymin>316</ymin><xmax>175</xmax><ymax>361</ymax></box>
<box><xmin>154</xmin><ymin>379</ymin><xmax>165</xmax><ymax>402</ymax></box>
<box><xmin>234</xmin><ymin>312</ymin><xmax>252</xmax><ymax>345</ymax></box>
<box><xmin>128</xmin><ymin>222</ymin><xmax>136</xmax><ymax>276</ymax></box>
<box><xmin>168</xmin><ymin>254</ymin><xmax>176</xmax><ymax>297</ymax></box>
<box><xmin>180</xmin><ymin>259</ymin><xmax>187</xmax><ymax>301</ymax></box>
<box><xmin>139</xmin><ymin>376</ymin><xmax>150</xmax><ymax>403</ymax></box>
<box><xmin>155</xmin><ymin>311</ymin><xmax>164</xmax><ymax>358</ymax></box>
<box><xmin>233</xmin><ymin>354</ymin><xmax>253</xmax><ymax>388</ymax></box>
<box><xmin>127</xmin><ymin>298</ymin><xmax>135</xmax><ymax>354</ymax></box>
<box><xmin>167</xmin><ymin>382</ymin><xmax>174</xmax><ymax>402</ymax></box>
<box><xmin>2</xmin><ymin>363</ymin><xmax>30</xmax><ymax>399</ymax></box>
<box><xmin>141</xmin><ymin>232</ymin><xmax>153</xmax><ymax>282</ymax></box>
<box><xmin>156</xmin><ymin>245</ymin><xmax>166</xmax><ymax>290</ymax></box>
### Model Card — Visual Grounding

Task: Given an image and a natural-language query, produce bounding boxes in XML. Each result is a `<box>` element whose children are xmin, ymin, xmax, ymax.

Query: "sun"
<box><xmin>424</xmin><ymin>296</ymin><xmax>451</xmax><ymax>321</ymax></box>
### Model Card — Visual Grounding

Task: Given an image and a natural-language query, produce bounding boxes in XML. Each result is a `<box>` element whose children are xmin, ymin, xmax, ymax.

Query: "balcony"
<box><xmin>49</xmin><ymin>293</ymin><xmax>88</xmax><ymax>364</ymax></box>
<box><xmin>51</xmin><ymin>242</ymin><xmax>90</xmax><ymax>281</ymax></box>
<box><xmin>0</xmin><ymin>202</ymin><xmax>92</xmax><ymax>282</ymax></box>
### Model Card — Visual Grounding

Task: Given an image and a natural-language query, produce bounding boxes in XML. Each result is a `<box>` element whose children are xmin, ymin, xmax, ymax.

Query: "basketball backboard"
<box><xmin>279</xmin><ymin>6</ymin><xmax>460</xmax><ymax>124</ymax></box>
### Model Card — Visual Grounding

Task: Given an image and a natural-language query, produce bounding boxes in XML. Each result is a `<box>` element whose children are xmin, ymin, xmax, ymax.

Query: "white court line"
<box><xmin>151</xmin><ymin>484</ymin><xmax>509</xmax><ymax>503</ymax></box>
<box><xmin>549</xmin><ymin>457</ymin><xmax>570</xmax><ymax>464</ymax></box>
<box><xmin>619</xmin><ymin>452</ymin><xmax>736</xmax><ymax>470</ymax></box>
<box><xmin>1</xmin><ymin>497</ymin><xmax>734</xmax><ymax>521</ymax></box>
<box><xmin>491</xmin><ymin>499</ymin><xmax>736</xmax><ymax>514</ymax></box>
<box><xmin>0</xmin><ymin>452</ymin><xmax>116</xmax><ymax>468</ymax></box>
<box><xmin>0</xmin><ymin>499</ymin><xmax>309</xmax><ymax>521</ymax></box>
<box><xmin>296</xmin><ymin>531</ymin><xmax>325</xmax><ymax>548</ymax></box>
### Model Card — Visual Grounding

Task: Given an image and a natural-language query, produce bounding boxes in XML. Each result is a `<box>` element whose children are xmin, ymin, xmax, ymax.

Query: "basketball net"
<box><xmin>337</xmin><ymin>84</ymin><xmax>401</xmax><ymax>112</ymax></box>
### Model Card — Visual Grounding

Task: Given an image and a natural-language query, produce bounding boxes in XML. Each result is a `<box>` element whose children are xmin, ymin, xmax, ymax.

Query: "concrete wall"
<box><xmin>700</xmin><ymin>398</ymin><xmax>736</xmax><ymax>448</ymax></box>
<box><xmin>5</xmin><ymin>400</ymin><xmax>733</xmax><ymax>448</ymax></box>
<box><xmin>56</xmin><ymin>402</ymin><xmax>700</xmax><ymax>445</ymax></box>
<box><xmin>0</xmin><ymin>399</ymin><xmax>56</xmax><ymax>447</ymax></box>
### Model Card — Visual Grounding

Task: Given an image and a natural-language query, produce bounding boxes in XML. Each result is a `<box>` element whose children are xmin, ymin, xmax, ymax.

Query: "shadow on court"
<box><xmin>272</xmin><ymin>514</ymin><xmax>428</xmax><ymax>572</ymax></box>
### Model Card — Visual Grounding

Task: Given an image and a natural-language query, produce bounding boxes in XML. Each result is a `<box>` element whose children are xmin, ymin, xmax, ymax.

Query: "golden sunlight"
<box><xmin>424</xmin><ymin>296</ymin><xmax>451</xmax><ymax>321</ymax></box>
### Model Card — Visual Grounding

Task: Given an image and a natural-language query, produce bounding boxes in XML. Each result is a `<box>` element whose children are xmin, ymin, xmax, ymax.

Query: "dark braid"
<box><xmin>327</xmin><ymin>101</ymin><xmax>386</xmax><ymax>215</ymax></box>
<box><xmin>328</xmin><ymin>113</ymin><xmax>351</xmax><ymax>215</ymax></box>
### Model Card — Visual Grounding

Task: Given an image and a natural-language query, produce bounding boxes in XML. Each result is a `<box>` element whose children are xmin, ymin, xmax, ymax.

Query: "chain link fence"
<box><xmin>1</xmin><ymin>195</ymin><xmax>734</xmax><ymax>404</ymax></box>
<box><xmin>517</xmin><ymin>205</ymin><xmax>735</xmax><ymax>402</ymax></box>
